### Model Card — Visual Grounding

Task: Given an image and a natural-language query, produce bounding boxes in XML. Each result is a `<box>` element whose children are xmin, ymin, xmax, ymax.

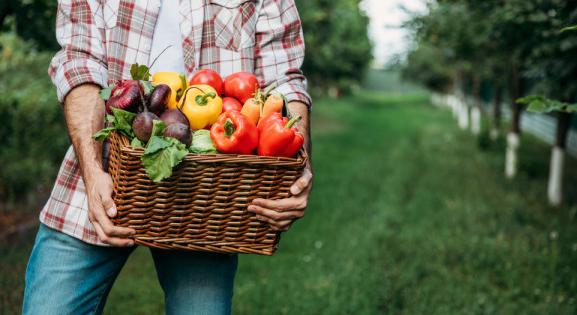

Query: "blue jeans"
<box><xmin>23</xmin><ymin>224</ymin><xmax>238</xmax><ymax>315</ymax></box>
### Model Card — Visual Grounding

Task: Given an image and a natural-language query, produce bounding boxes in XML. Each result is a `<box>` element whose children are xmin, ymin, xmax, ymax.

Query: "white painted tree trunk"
<box><xmin>471</xmin><ymin>106</ymin><xmax>481</xmax><ymax>135</ymax></box>
<box><xmin>547</xmin><ymin>146</ymin><xmax>564</xmax><ymax>207</ymax></box>
<box><xmin>458</xmin><ymin>100</ymin><xmax>469</xmax><ymax>130</ymax></box>
<box><xmin>490</xmin><ymin>127</ymin><xmax>500</xmax><ymax>140</ymax></box>
<box><xmin>505</xmin><ymin>132</ymin><xmax>520</xmax><ymax>179</ymax></box>
<box><xmin>448</xmin><ymin>95</ymin><xmax>458</xmax><ymax>118</ymax></box>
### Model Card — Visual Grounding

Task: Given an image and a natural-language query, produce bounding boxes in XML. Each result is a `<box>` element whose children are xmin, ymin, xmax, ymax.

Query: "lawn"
<box><xmin>2</xmin><ymin>88</ymin><xmax>577</xmax><ymax>314</ymax></box>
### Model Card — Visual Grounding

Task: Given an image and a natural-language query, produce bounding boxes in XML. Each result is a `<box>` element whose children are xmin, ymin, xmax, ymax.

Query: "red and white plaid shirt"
<box><xmin>42</xmin><ymin>0</ymin><xmax>311</xmax><ymax>245</ymax></box>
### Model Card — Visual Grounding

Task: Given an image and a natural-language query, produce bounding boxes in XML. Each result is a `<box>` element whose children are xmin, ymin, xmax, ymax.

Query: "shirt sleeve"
<box><xmin>254</xmin><ymin>0</ymin><xmax>312</xmax><ymax>107</ymax></box>
<box><xmin>48</xmin><ymin>0</ymin><xmax>108</xmax><ymax>103</ymax></box>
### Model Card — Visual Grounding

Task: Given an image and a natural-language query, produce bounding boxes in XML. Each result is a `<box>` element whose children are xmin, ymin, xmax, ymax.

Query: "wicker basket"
<box><xmin>108</xmin><ymin>132</ymin><xmax>307</xmax><ymax>255</ymax></box>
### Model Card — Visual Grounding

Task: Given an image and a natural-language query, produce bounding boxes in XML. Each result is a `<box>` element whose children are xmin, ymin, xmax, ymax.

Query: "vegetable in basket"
<box><xmin>223</xmin><ymin>72</ymin><xmax>259</xmax><ymax>103</ymax></box>
<box><xmin>179</xmin><ymin>85</ymin><xmax>223</xmax><ymax>130</ymax></box>
<box><xmin>189</xmin><ymin>69</ymin><xmax>224</xmax><ymax>96</ymax></box>
<box><xmin>222</xmin><ymin>97</ymin><xmax>243</xmax><ymax>113</ymax></box>
<box><xmin>210</xmin><ymin>110</ymin><xmax>259</xmax><ymax>155</ymax></box>
<box><xmin>152</xmin><ymin>72</ymin><xmax>188</xmax><ymax>109</ymax></box>
<box><xmin>190</xmin><ymin>130</ymin><xmax>218</xmax><ymax>154</ymax></box>
<box><xmin>257</xmin><ymin>113</ymin><xmax>303</xmax><ymax>158</ymax></box>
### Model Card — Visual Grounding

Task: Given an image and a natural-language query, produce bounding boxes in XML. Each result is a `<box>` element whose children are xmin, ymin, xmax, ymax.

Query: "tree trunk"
<box><xmin>458</xmin><ymin>100</ymin><xmax>470</xmax><ymax>130</ymax></box>
<box><xmin>452</xmin><ymin>70</ymin><xmax>468</xmax><ymax>129</ymax></box>
<box><xmin>470</xmin><ymin>75</ymin><xmax>482</xmax><ymax>135</ymax></box>
<box><xmin>548</xmin><ymin>112</ymin><xmax>572</xmax><ymax>206</ymax></box>
<box><xmin>506</xmin><ymin>65</ymin><xmax>522</xmax><ymax>179</ymax></box>
<box><xmin>490</xmin><ymin>86</ymin><xmax>503</xmax><ymax>140</ymax></box>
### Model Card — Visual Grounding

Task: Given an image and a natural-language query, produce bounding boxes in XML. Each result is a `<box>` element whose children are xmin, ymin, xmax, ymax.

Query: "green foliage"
<box><xmin>402</xmin><ymin>0</ymin><xmax>577</xmax><ymax>103</ymax></box>
<box><xmin>0</xmin><ymin>33</ymin><xmax>68</xmax><ymax>207</ymax></box>
<box><xmin>130</xmin><ymin>63</ymin><xmax>151</xmax><ymax>81</ymax></box>
<box><xmin>401</xmin><ymin>44</ymin><xmax>454</xmax><ymax>92</ymax></box>
<box><xmin>141</xmin><ymin>136</ymin><xmax>188</xmax><ymax>182</ymax></box>
<box><xmin>295</xmin><ymin>0</ymin><xmax>372</xmax><ymax>94</ymax></box>
<box><xmin>518</xmin><ymin>95</ymin><xmax>577</xmax><ymax>113</ymax></box>
<box><xmin>0</xmin><ymin>1</ymin><xmax>58</xmax><ymax>51</ymax></box>
<box><xmin>190</xmin><ymin>130</ymin><xmax>217</xmax><ymax>154</ymax></box>
<box><xmin>561</xmin><ymin>25</ymin><xmax>577</xmax><ymax>33</ymax></box>
<box><xmin>93</xmin><ymin>109</ymin><xmax>137</xmax><ymax>141</ymax></box>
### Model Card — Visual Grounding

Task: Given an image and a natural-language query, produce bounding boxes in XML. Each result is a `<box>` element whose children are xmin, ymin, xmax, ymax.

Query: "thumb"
<box><xmin>291</xmin><ymin>169</ymin><xmax>312</xmax><ymax>195</ymax></box>
<box><xmin>101</xmin><ymin>191</ymin><xmax>117</xmax><ymax>218</ymax></box>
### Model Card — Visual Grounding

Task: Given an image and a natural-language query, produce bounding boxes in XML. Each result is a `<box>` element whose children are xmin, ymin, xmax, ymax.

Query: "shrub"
<box><xmin>0</xmin><ymin>33</ymin><xmax>68</xmax><ymax>210</ymax></box>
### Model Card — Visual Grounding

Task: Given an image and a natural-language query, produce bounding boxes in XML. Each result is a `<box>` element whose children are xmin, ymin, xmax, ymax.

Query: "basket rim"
<box><xmin>111</xmin><ymin>131</ymin><xmax>308</xmax><ymax>167</ymax></box>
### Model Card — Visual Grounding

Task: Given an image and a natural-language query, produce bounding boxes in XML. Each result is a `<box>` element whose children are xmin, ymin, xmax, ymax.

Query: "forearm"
<box><xmin>64</xmin><ymin>84</ymin><xmax>106</xmax><ymax>183</ymax></box>
<box><xmin>287</xmin><ymin>101</ymin><xmax>312</xmax><ymax>162</ymax></box>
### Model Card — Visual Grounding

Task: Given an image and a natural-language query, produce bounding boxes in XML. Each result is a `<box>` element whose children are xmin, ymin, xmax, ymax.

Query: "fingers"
<box><xmin>88</xmin><ymin>180</ymin><xmax>135</xmax><ymax>247</ymax></box>
<box><xmin>248</xmin><ymin>205</ymin><xmax>304</xmax><ymax>222</ymax></box>
<box><xmin>255</xmin><ymin>216</ymin><xmax>292</xmax><ymax>231</ymax></box>
<box><xmin>101</xmin><ymin>193</ymin><xmax>117</xmax><ymax>218</ymax></box>
<box><xmin>252</xmin><ymin>196</ymin><xmax>308</xmax><ymax>212</ymax></box>
<box><xmin>93</xmin><ymin>207</ymin><xmax>135</xmax><ymax>238</ymax></box>
<box><xmin>290</xmin><ymin>169</ymin><xmax>313</xmax><ymax>195</ymax></box>
<box><xmin>93</xmin><ymin>222</ymin><xmax>135</xmax><ymax>247</ymax></box>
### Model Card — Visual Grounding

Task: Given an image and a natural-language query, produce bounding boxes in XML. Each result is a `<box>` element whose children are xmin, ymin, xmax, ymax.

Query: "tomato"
<box><xmin>223</xmin><ymin>72</ymin><xmax>259</xmax><ymax>103</ymax></box>
<box><xmin>189</xmin><ymin>69</ymin><xmax>224</xmax><ymax>96</ymax></box>
<box><xmin>222</xmin><ymin>97</ymin><xmax>243</xmax><ymax>112</ymax></box>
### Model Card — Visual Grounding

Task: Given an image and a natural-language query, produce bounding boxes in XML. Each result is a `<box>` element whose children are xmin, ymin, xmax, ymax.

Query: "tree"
<box><xmin>295</xmin><ymin>0</ymin><xmax>372</xmax><ymax>95</ymax></box>
<box><xmin>0</xmin><ymin>0</ymin><xmax>58</xmax><ymax>51</ymax></box>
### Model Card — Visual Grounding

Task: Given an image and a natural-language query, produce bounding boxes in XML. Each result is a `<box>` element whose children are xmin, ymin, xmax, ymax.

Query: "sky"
<box><xmin>360</xmin><ymin>0</ymin><xmax>427</xmax><ymax>67</ymax></box>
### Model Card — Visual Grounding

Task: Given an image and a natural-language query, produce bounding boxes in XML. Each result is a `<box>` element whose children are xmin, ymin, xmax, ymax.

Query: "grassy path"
<box><xmin>2</xmin><ymin>91</ymin><xmax>577</xmax><ymax>314</ymax></box>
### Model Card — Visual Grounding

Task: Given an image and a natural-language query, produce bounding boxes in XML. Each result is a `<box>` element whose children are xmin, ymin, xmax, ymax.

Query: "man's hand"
<box><xmin>64</xmin><ymin>84</ymin><xmax>135</xmax><ymax>246</ymax></box>
<box><xmin>247</xmin><ymin>100</ymin><xmax>312</xmax><ymax>231</ymax></box>
<box><xmin>85</xmin><ymin>170</ymin><xmax>135</xmax><ymax>246</ymax></box>
<box><xmin>248</xmin><ymin>166</ymin><xmax>313</xmax><ymax>231</ymax></box>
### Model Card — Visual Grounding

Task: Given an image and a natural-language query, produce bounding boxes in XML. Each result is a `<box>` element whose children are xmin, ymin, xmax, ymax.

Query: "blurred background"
<box><xmin>2</xmin><ymin>0</ymin><xmax>577</xmax><ymax>314</ymax></box>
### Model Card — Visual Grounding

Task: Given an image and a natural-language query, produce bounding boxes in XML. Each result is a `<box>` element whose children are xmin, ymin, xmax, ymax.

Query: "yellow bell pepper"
<box><xmin>151</xmin><ymin>72</ymin><xmax>188</xmax><ymax>109</ymax></box>
<box><xmin>179</xmin><ymin>84</ymin><xmax>223</xmax><ymax>130</ymax></box>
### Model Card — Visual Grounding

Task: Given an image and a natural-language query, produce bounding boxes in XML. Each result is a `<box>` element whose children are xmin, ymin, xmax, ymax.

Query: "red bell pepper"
<box><xmin>210</xmin><ymin>110</ymin><xmax>259</xmax><ymax>154</ymax></box>
<box><xmin>258</xmin><ymin>112</ymin><xmax>304</xmax><ymax>158</ymax></box>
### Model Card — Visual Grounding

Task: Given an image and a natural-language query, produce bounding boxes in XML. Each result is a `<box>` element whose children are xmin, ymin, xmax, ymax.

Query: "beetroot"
<box><xmin>132</xmin><ymin>112</ymin><xmax>160</xmax><ymax>142</ymax></box>
<box><xmin>160</xmin><ymin>109</ymin><xmax>189</xmax><ymax>126</ymax></box>
<box><xmin>163</xmin><ymin>123</ymin><xmax>192</xmax><ymax>146</ymax></box>
<box><xmin>147</xmin><ymin>84</ymin><xmax>171</xmax><ymax>115</ymax></box>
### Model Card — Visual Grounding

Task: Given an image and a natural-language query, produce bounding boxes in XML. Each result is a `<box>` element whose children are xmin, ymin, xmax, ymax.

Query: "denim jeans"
<box><xmin>23</xmin><ymin>224</ymin><xmax>238</xmax><ymax>315</ymax></box>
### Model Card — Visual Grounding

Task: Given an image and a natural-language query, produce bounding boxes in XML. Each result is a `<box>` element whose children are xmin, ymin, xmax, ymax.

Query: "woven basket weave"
<box><xmin>108</xmin><ymin>132</ymin><xmax>307</xmax><ymax>255</ymax></box>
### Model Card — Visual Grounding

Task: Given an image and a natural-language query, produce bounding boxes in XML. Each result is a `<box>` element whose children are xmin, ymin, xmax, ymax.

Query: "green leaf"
<box><xmin>130</xmin><ymin>63</ymin><xmax>151</xmax><ymax>81</ymax></box>
<box><xmin>150</xmin><ymin>120</ymin><xmax>166</xmax><ymax>138</ymax></box>
<box><xmin>105</xmin><ymin>114</ymin><xmax>115</xmax><ymax>124</ymax></box>
<box><xmin>190</xmin><ymin>130</ymin><xmax>217</xmax><ymax>154</ymax></box>
<box><xmin>141</xmin><ymin>80</ymin><xmax>154</xmax><ymax>95</ymax></box>
<box><xmin>142</xmin><ymin>136</ymin><xmax>188</xmax><ymax>182</ymax></box>
<box><xmin>92</xmin><ymin>127</ymin><xmax>115</xmax><ymax>141</ymax></box>
<box><xmin>561</xmin><ymin>25</ymin><xmax>577</xmax><ymax>33</ymax></box>
<box><xmin>518</xmin><ymin>95</ymin><xmax>577</xmax><ymax>113</ymax></box>
<box><xmin>144</xmin><ymin>136</ymin><xmax>172</xmax><ymax>155</ymax></box>
<box><xmin>131</xmin><ymin>137</ymin><xmax>144</xmax><ymax>148</ymax></box>
<box><xmin>111</xmin><ymin>108</ymin><xmax>137</xmax><ymax>138</ymax></box>
<box><xmin>99</xmin><ymin>86</ymin><xmax>114</xmax><ymax>100</ymax></box>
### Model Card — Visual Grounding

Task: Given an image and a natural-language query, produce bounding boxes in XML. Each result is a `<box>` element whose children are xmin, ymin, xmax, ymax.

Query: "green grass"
<box><xmin>2</xmin><ymin>90</ymin><xmax>577</xmax><ymax>314</ymax></box>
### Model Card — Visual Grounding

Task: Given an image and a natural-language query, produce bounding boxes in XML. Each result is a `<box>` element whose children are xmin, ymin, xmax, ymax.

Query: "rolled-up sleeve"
<box><xmin>254</xmin><ymin>0</ymin><xmax>312</xmax><ymax>107</ymax></box>
<box><xmin>49</xmin><ymin>0</ymin><xmax>108</xmax><ymax>103</ymax></box>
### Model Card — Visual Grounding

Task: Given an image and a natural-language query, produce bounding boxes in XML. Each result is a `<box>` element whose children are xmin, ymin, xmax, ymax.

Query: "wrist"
<box><xmin>83</xmin><ymin>164</ymin><xmax>106</xmax><ymax>186</ymax></box>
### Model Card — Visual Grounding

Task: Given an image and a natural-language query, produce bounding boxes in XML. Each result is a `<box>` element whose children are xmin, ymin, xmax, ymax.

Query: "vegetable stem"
<box><xmin>224</xmin><ymin>119</ymin><xmax>236</xmax><ymax>137</ymax></box>
<box><xmin>285</xmin><ymin>115</ymin><xmax>302</xmax><ymax>129</ymax></box>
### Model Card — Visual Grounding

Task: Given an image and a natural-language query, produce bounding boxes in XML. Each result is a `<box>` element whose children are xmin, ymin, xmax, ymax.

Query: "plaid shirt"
<box><xmin>42</xmin><ymin>0</ymin><xmax>311</xmax><ymax>245</ymax></box>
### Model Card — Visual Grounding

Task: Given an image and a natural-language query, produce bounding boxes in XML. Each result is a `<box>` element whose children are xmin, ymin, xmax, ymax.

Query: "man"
<box><xmin>22</xmin><ymin>0</ymin><xmax>312</xmax><ymax>314</ymax></box>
